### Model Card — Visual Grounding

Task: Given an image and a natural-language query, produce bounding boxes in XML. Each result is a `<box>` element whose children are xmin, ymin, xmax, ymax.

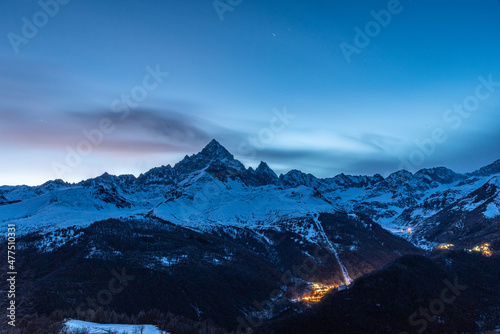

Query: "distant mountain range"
<box><xmin>1</xmin><ymin>139</ymin><xmax>499</xmax><ymax>332</ymax></box>
<box><xmin>2</xmin><ymin>139</ymin><xmax>499</xmax><ymax>248</ymax></box>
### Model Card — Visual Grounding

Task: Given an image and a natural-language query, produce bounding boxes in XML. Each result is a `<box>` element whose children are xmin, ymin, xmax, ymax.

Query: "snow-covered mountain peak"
<box><xmin>81</xmin><ymin>172</ymin><xmax>135</xmax><ymax>187</ymax></box>
<box><xmin>255</xmin><ymin>161</ymin><xmax>278</xmax><ymax>178</ymax></box>
<box><xmin>326</xmin><ymin>173</ymin><xmax>374</xmax><ymax>188</ymax></box>
<box><xmin>280</xmin><ymin>169</ymin><xmax>320</xmax><ymax>188</ymax></box>
<box><xmin>473</xmin><ymin>159</ymin><xmax>500</xmax><ymax>177</ymax></box>
<box><xmin>41</xmin><ymin>179</ymin><xmax>69</xmax><ymax>187</ymax></box>
<box><xmin>173</xmin><ymin>139</ymin><xmax>245</xmax><ymax>176</ymax></box>
<box><xmin>387</xmin><ymin>169</ymin><xmax>413</xmax><ymax>181</ymax></box>
<box><xmin>385</xmin><ymin>170</ymin><xmax>415</xmax><ymax>190</ymax></box>
<box><xmin>415</xmin><ymin>167</ymin><xmax>462</xmax><ymax>184</ymax></box>
<box><xmin>372</xmin><ymin>173</ymin><xmax>385</xmax><ymax>183</ymax></box>
<box><xmin>40</xmin><ymin>179</ymin><xmax>70</xmax><ymax>191</ymax></box>
<box><xmin>200</xmin><ymin>139</ymin><xmax>234</xmax><ymax>160</ymax></box>
<box><xmin>137</xmin><ymin>165</ymin><xmax>176</xmax><ymax>185</ymax></box>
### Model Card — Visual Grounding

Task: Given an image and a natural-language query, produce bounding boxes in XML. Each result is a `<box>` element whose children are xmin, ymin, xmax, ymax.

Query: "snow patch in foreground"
<box><xmin>63</xmin><ymin>320</ymin><xmax>165</xmax><ymax>334</ymax></box>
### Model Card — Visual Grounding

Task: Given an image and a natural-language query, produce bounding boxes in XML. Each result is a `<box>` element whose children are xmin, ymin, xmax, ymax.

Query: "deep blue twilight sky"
<box><xmin>1</xmin><ymin>0</ymin><xmax>500</xmax><ymax>185</ymax></box>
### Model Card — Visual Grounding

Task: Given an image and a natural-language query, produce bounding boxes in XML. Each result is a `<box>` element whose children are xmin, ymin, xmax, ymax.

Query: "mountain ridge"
<box><xmin>4</xmin><ymin>139</ymin><xmax>497</xmax><ymax>188</ymax></box>
<box><xmin>1</xmin><ymin>139</ymin><xmax>499</xmax><ymax>251</ymax></box>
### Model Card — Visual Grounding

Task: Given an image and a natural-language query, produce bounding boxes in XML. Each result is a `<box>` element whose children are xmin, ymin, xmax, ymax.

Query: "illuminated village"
<box><xmin>436</xmin><ymin>243</ymin><xmax>493</xmax><ymax>257</ymax></box>
<box><xmin>466</xmin><ymin>243</ymin><xmax>493</xmax><ymax>257</ymax></box>
<box><xmin>295</xmin><ymin>283</ymin><xmax>341</xmax><ymax>303</ymax></box>
<box><xmin>397</xmin><ymin>227</ymin><xmax>413</xmax><ymax>234</ymax></box>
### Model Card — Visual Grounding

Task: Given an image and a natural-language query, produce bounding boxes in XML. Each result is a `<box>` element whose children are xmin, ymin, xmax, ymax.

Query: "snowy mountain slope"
<box><xmin>0</xmin><ymin>185</ymin><xmax>160</xmax><ymax>235</ymax></box>
<box><xmin>407</xmin><ymin>176</ymin><xmax>500</xmax><ymax>247</ymax></box>
<box><xmin>151</xmin><ymin>177</ymin><xmax>336</xmax><ymax>237</ymax></box>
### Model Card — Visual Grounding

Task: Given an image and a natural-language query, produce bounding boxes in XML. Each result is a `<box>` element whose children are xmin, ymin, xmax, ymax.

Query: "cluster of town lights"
<box><xmin>436</xmin><ymin>243</ymin><xmax>493</xmax><ymax>257</ymax></box>
<box><xmin>397</xmin><ymin>227</ymin><xmax>413</xmax><ymax>234</ymax></box>
<box><xmin>437</xmin><ymin>244</ymin><xmax>454</xmax><ymax>250</ymax></box>
<box><xmin>467</xmin><ymin>243</ymin><xmax>492</xmax><ymax>257</ymax></box>
<box><xmin>296</xmin><ymin>283</ymin><xmax>340</xmax><ymax>303</ymax></box>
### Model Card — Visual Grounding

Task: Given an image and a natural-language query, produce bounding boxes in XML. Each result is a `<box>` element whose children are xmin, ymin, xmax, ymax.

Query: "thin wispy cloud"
<box><xmin>1</xmin><ymin>108</ymin><xmax>217</xmax><ymax>153</ymax></box>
